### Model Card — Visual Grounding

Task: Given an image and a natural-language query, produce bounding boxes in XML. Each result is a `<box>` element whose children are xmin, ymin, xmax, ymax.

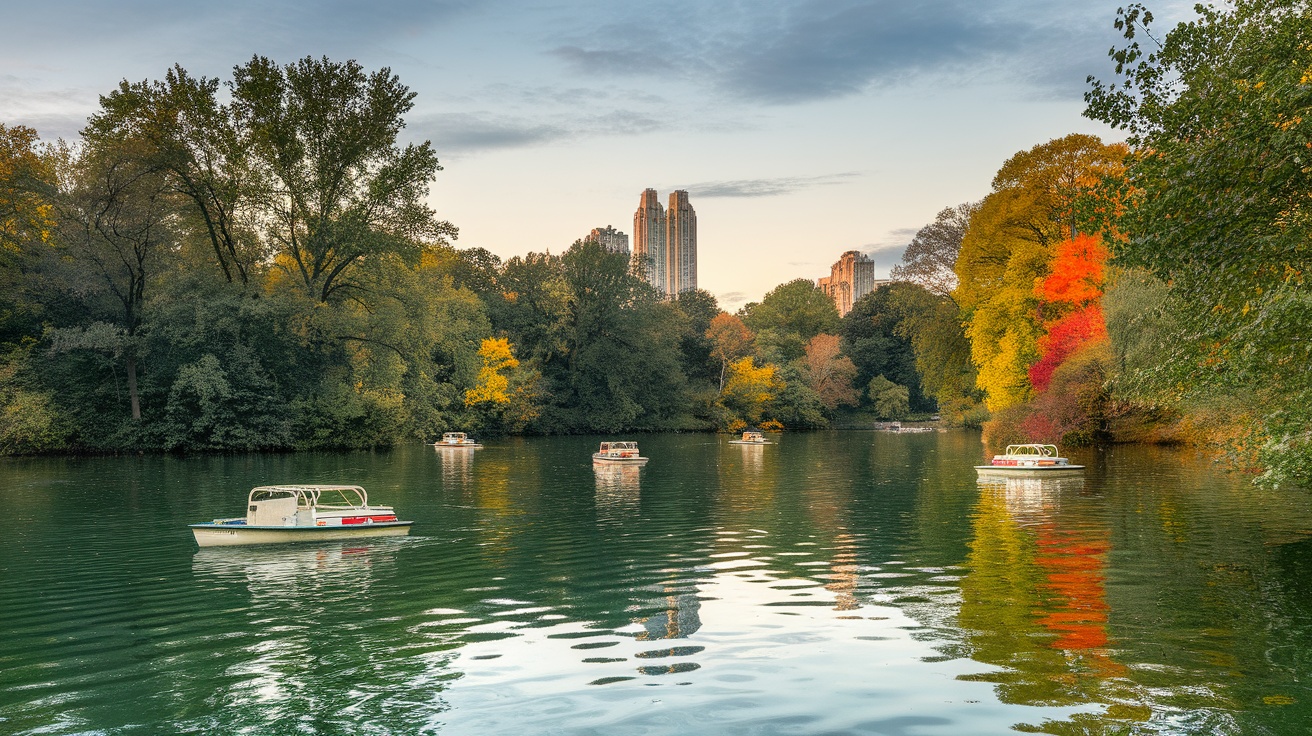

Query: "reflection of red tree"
<box><xmin>1033</xmin><ymin>524</ymin><xmax>1123</xmax><ymax>675</ymax></box>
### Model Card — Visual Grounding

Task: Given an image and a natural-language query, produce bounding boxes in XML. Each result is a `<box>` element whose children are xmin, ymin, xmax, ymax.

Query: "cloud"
<box><xmin>550</xmin><ymin>46</ymin><xmax>672</xmax><ymax>76</ymax></box>
<box><xmin>548</xmin><ymin>0</ymin><xmax>1126</xmax><ymax>104</ymax></box>
<box><xmin>416</xmin><ymin>108</ymin><xmax>667</xmax><ymax>155</ymax></box>
<box><xmin>716</xmin><ymin>291</ymin><xmax>749</xmax><ymax>308</ymax></box>
<box><xmin>415</xmin><ymin>112</ymin><xmax>569</xmax><ymax>154</ymax></box>
<box><xmin>675</xmin><ymin>172</ymin><xmax>861</xmax><ymax>198</ymax></box>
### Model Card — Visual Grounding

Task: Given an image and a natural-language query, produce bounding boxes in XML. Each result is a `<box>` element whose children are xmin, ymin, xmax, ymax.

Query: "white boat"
<box><xmin>975</xmin><ymin>444</ymin><xmax>1084</xmax><ymax>477</ymax></box>
<box><xmin>592</xmin><ymin>441</ymin><xmax>648</xmax><ymax>466</ymax></box>
<box><xmin>189</xmin><ymin>485</ymin><xmax>413</xmax><ymax>547</ymax></box>
<box><xmin>433</xmin><ymin>432</ymin><xmax>482</xmax><ymax>448</ymax></box>
<box><xmin>728</xmin><ymin>430</ymin><xmax>772</xmax><ymax>445</ymax></box>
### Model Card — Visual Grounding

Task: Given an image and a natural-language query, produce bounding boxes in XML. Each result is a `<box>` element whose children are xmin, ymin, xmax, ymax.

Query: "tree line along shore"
<box><xmin>1</xmin><ymin>3</ymin><xmax>1307</xmax><ymax>487</ymax></box>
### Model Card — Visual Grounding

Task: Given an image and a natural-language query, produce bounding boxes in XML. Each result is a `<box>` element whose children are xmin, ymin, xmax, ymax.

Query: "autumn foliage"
<box><xmin>1029</xmin><ymin>234</ymin><xmax>1110</xmax><ymax>394</ymax></box>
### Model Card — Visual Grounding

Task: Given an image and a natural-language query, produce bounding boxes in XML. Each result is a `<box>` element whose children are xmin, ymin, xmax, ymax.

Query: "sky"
<box><xmin>0</xmin><ymin>0</ymin><xmax>1194</xmax><ymax>310</ymax></box>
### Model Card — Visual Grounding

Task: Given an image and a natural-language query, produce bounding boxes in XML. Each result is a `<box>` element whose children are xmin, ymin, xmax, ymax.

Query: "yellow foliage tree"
<box><xmin>722</xmin><ymin>357</ymin><xmax>784</xmax><ymax>423</ymax></box>
<box><xmin>465</xmin><ymin>338</ymin><xmax>519</xmax><ymax>406</ymax></box>
<box><xmin>955</xmin><ymin>134</ymin><xmax>1126</xmax><ymax>411</ymax></box>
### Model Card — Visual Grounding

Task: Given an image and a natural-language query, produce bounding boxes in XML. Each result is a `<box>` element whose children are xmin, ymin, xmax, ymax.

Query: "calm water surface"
<box><xmin>3</xmin><ymin>431</ymin><xmax>1312</xmax><ymax>735</ymax></box>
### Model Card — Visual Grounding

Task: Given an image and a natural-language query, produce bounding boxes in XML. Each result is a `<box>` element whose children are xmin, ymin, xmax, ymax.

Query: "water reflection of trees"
<box><xmin>188</xmin><ymin>543</ymin><xmax>447</xmax><ymax>733</ymax></box>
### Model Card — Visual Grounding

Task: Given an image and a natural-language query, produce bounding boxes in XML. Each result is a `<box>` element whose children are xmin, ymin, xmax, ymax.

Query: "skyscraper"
<box><xmin>633</xmin><ymin>188</ymin><xmax>665</xmax><ymax>287</ymax></box>
<box><xmin>665</xmin><ymin>190</ymin><xmax>697</xmax><ymax>295</ymax></box>
<box><xmin>584</xmin><ymin>225</ymin><xmax>630</xmax><ymax>254</ymax></box>
<box><xmin>818</xmin><ymin>250</ymin><xmax>888</xmax><ymax>316</ymax></box>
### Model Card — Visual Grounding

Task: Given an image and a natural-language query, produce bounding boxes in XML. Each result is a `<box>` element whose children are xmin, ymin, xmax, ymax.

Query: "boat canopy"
<box><xmin>248</xmin><ymin>485</ymin><xmax>370</xmax><ymax>509</ymax></box>
<box><xmin>1001</xmin><ymin>444</ymin><xmax>1062</xmax><ymax>457</ymax></box>
<box><xmin>599</xmin><ymin>441</ymin><xmax>638</xmax><ymax>452</ymax></box>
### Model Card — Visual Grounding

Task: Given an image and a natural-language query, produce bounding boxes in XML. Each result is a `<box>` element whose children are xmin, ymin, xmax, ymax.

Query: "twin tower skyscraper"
<box><xmin>633</xmin><ymin>189</ymin><xmax>697</xmax><ymax>296</ymax></box>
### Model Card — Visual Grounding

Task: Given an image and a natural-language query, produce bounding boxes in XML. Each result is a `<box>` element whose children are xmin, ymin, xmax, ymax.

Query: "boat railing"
<box><xmin>249</xmin><ymin>485</ymin><xmax>369</xmax><ymax>509</ymax></box>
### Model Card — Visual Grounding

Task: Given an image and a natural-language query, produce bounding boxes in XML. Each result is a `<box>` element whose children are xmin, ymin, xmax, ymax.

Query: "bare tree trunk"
<box><xmin>126</xmin><ymin>353</ymin><xmax>141</xmax><ymax>420</ymax></box>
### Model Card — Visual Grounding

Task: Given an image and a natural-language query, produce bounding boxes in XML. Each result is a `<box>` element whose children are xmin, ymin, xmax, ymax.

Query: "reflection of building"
<box><xmin>584</xmin><ymin>225</ymin><xmax>630</xmax><ymax>254</ymax></box>
<box><xmin>632</xmin><ymin>188</ymin><xmax>697</xmax><ymax>296</ymax></box>
<box><xmin>817</xmin><ymin>250</ymin><xmax>890</xmax><ymax>316</ymax></box>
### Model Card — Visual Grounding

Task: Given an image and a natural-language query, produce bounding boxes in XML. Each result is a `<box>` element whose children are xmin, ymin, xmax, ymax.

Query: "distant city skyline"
<box><xmin>1</xmin><ymin>1</ymin><xmax>1198</xmax><ymax>309</ymax></box>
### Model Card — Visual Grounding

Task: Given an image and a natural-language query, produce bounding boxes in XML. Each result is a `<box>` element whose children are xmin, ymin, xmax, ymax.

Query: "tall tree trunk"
<box><xmin>126</xmin><ymin>353</ymin><xmax>141</xmax><ymax>420</ymax></box>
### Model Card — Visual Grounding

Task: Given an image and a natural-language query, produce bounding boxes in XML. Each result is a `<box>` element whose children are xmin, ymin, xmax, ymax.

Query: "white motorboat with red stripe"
<box><xmin>190</xmin><ymin>485</ymin><xmax>413</xmax><ymax>547</ymax></box>
<box><xmin>728</xmin><ymin>430</ymin><xmax>773</xmax><ymax>445</ymax></box>
<box><xmin>433</xmin><ymin>432</ymin><xmax>482</xmax><ymax>448</ymax></box>
<box><xmin>975</xmin><ymin>444</ymin><xmax>1084</xmax><ymax>478</ymax></box>
<box><xmin>592</xmin><ymin>441</ymin><xmax>648</xmax><ymax>466</ymax></box>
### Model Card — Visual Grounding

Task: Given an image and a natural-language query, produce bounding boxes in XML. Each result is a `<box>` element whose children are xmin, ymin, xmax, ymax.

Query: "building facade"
<box><xmin>584</xmin><ymin>225</ymin><xmax>630</xmax><ymax>254</ymax></box>
<box><xmin>632</xmin><ymin>188</ymin><xmax>665</xmax><ymax>287</ymax></box>
<box><xmin>665</xmin><ymin>190</ymin><xmax>697</xmax><ymax>295</ymax></box>
<box><xmin>818</xmin><ymin>250</ymin><xmax>889</xmax><ymax>316</ymax></box>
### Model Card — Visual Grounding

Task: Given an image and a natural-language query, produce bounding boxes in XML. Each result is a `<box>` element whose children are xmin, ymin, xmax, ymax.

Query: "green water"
<box><xmin>2</xmin><ymin>431</ymin><xmax>1311</xmax><ymax>735</ymax></box>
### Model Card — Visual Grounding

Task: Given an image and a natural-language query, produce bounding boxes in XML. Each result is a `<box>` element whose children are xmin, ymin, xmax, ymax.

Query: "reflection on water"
<box><xmin>434</xmin><ymin>445</ymin><xmax>475</xmax><ymax>486</ymax></box>
<box><xmin>594</xmin><ymin>464</ymin><xmax>640</xmax><ymax>525</ymax></box>
<box><xmin>4</xmin><ymin>434</ymin><xmax>1312</xmax><ymax>735</ymax></box>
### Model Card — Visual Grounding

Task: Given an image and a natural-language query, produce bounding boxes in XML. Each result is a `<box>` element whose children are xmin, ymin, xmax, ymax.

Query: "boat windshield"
<box><xmin>600</xmin><ymin>442</ymin><xmax>638</xmax><ymax>452</ymax></box>
<box><xmin>248</xmin><ymin>485</ymin><xmax>368</xmax><ymax>509</ymax></box>
<box><xmin>443</xmin><ymin>433</ymin><xmax>467</xmax><ymax>441</ymax></box>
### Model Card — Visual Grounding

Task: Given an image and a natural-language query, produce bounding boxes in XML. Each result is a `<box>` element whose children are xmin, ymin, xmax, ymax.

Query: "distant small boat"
<box><xmin>877</xmin><ymin>421</ymin><xmax>933</xmax><ymax>433</ymax></box>
<box><xmin>189</xmin><ymin>485</ymin><xmax>413</xmax><ymax>547</ymax></box>
<box><xmin>728</xmin><ymin>430</ymin><xmax>772</xmax><ymax>445</ymax></box>
<box><xmin>593</xmin><ymin>441</ymin><xmax>648</xmax><ymax>466</ymax></box>
<box><xmin>975</xmin><ymin>444</ymin><xmax>1084</xmax><ymax>477</ymax></box>
<box><xmin>433</xmin><ymin>432</ymin><xmax>482</xmax><ymax>448</ymax></box>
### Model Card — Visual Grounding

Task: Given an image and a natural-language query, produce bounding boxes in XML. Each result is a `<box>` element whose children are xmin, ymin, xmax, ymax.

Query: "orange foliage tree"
<box><xmin>1029</xmin><ymin>233</ymin><xmax>1110</xmax><ymax>393</ymax></box>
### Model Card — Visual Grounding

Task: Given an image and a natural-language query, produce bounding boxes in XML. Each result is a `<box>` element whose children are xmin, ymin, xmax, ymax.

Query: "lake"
<box><xmin>2</xmin><ymin>431</ymin><xmax>1311</xmax><ymax>735</ymax></box>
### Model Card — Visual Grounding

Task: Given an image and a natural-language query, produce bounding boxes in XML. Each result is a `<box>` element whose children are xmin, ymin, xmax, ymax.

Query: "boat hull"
<box><xmin>434</xmin><ymin>443</ymin><xmax>482</xmax><ymax>448</ymax></box>
<box><xmin>592</xmin><ymin>455</ymin><xmax>648</xmax><ymax>466</ymax></box>
<box><xmin>974</xmin><ymin>465</ymin><xmax>1085</xmax><ymax>478</ymax></box>
<box><xmin>190</xmin><ymin>522</ymin><xmax>412</xmax><ymax>548</ymax></box>
<box><xmin>728</xmin><ymin>440</ymin><xmax>772</xmax><ymax>445</ymax></box>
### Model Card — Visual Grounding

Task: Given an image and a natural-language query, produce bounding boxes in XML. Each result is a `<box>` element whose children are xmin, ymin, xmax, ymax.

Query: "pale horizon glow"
<box><xmin>0</xmin><ymin>1</ymin><xmax>1195</xmax><ymax>310</ymax></box>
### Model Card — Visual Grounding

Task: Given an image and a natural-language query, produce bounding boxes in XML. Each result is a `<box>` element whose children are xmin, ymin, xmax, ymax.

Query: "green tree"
<box><xmin>54</xmin><ymin>136</ymin><xmax>182</xmax><ymax>421</ymax></box>
<box><xmin>867</xmin><ymin>375</ymin><xmax>911</xmax><ymax>420</ymax></box>
<box><xmin>86</xmin><ymin>66</ymin><xmax>263</xmax><ymax>285</ymax></box>
<box><xmin>840</xmin><ymin>285</ymin><xmax>929</xmax><ymax>411</ymax></box>
<box><xmin>741</xmin><ymin>278</ymin><xmax>840</xmax><ymax>361</ymax></box>
<box><xmin>231</xmin><ymin>55</ymin><xmax>456</xmax><ymax>302</ymax></box>
<box><xmin>1087</xmin><ymin>1</ymin><xmax>1312</xmax><ymax>484</ymax></box>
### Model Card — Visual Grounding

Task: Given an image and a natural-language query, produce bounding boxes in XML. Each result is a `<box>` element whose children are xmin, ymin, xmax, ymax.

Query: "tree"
<box><xmin>1</xmin><ymin>124</ymin><xmax>58</xmax><ymax>345</ymax></box>
<box><xmin>1029</xmin><ymin>234</ymin><xmax>1111</xmax><ymax>392</ymax></box>
<box><xmin>706</xmin><ymin>313</ymin><xmax>754</xmax><ymax>392</ymax></box>
<box><xmin>888</xmin><ymin>284</ymin><xmax>983</xmax><ymax>425</ymax></box>
<box><xmin>674</xmin><ymin>289</ymin><xmax>721</xmax><ymax>386</ymax></box>
<box><xmin>802</xmin><ymin>334</ymin><xmax>859</xmax><ymax>410</ymax></box>
<box><xmin>741</xmin><ymin>278</ymin><xmax>840</xmax><ymax>361</ymax></box>
<box><xmin>231</xmin><ymin>55</ymin><xmax>456</xmax><ymax>302</ymax></box>
<box><xmin>1086</xmin><ymin>1</ymin><xmax>1312</xmax><ymax>484</ymax></box>
<box><xmin>840</xmin><ymin>285</ymin><xmax>928</xmax><ymax>410</ymax></box>
<box><xmin>891</xmin><ymin>201</ymin><xmax>978</xmax><ymax>297</ymax></box>
<box><xmin>86</xmin><ymin>66</ymin><xmax>262</xmax><ymax>285</ymax></box>
<box><xmin>55</xmin><ymin>137</ymin><xmax>182</xmax><ymax>421</ymax></box>
<box><xmin>722</xmin><ymin>357</ymin><xmax>784</xmax><ymax>424</ymax></box>
<box><xmin>954</xmin><ymin>135</ymin><xmax>1126</xmax><ymax>411</ymax></box>
<box><xmin>465</xmin><ymin>337</ymin><xmax>519</xmax><ymax>406</ymax></box>
<box><xmin>867</xmin><ymin>375</ymin><xmax>910</xmax><ymax>420</ymax></box>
